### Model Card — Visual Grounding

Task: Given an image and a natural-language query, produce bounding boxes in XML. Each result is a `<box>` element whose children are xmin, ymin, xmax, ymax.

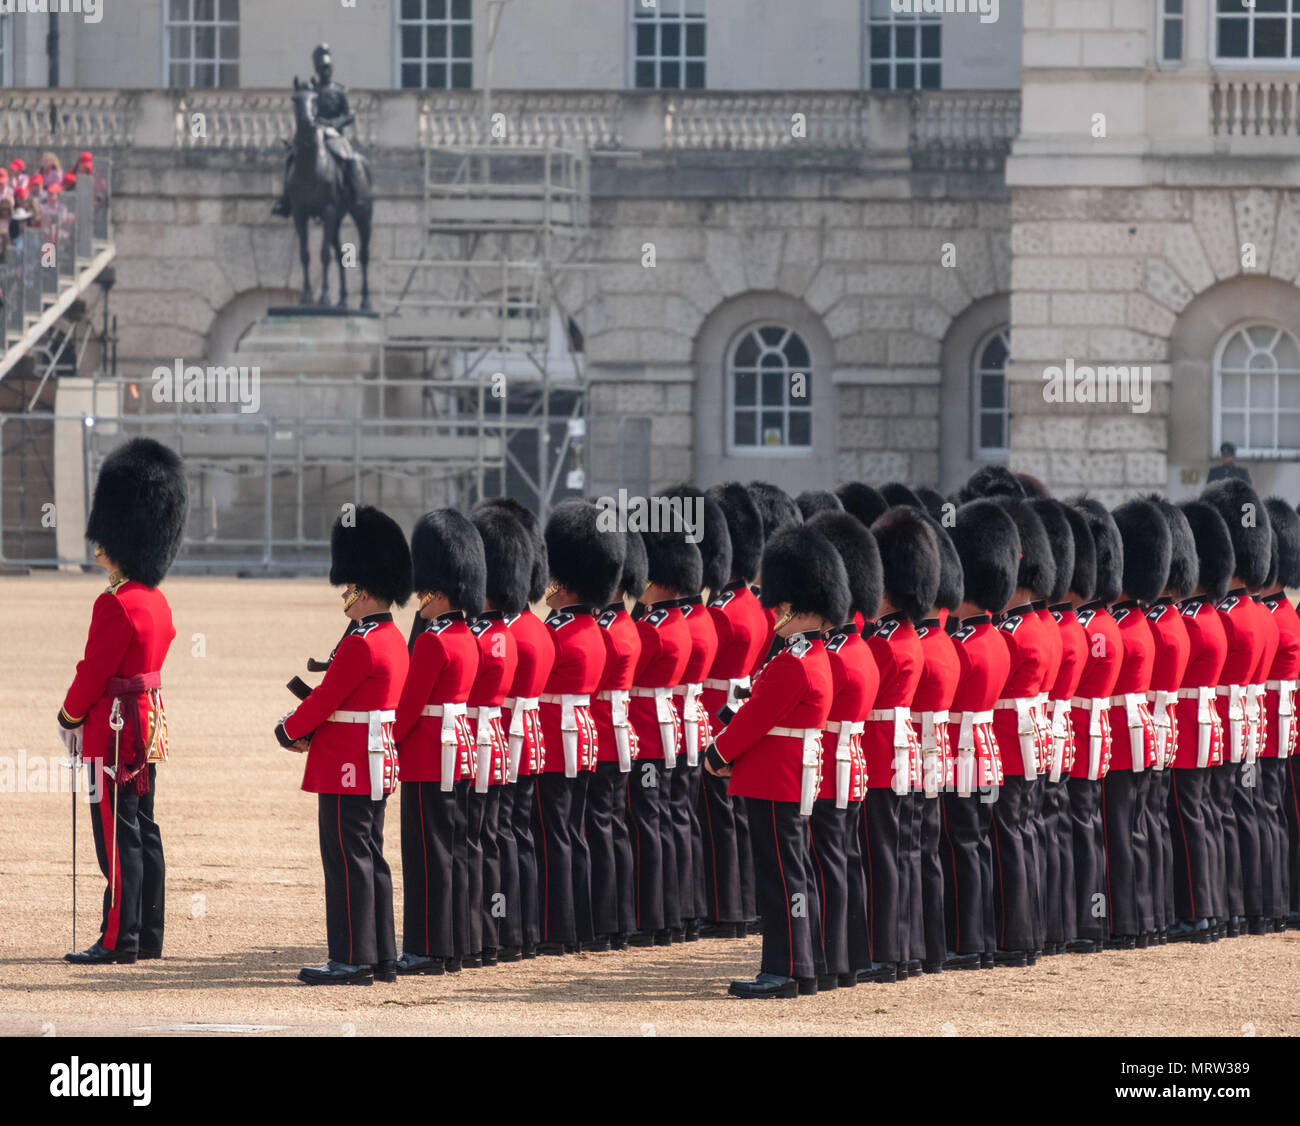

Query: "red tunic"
<box><xmin>1251</xmin><ymin>595</ymin><xmax>1280</xmax><ymax>760</ymax></box>
<box><xmin>503</xmin><ymin>609</ymin><xmax>555</xmax><ymax>777</ymax></box>
<box><xmin>714</xmin><ymin>633</ymin><xmax>833</xmax><ymax>803</ymax></box>
<box><xmin>537</xmin><ymin>607</ymin><xmax>605</xmax><ymax>774</ymax></box>
<box><xmin>674</xmin><ymin>597</ymin><xmax>720</xmax><ymax>765</ymax></box>
<box><xmin>286</xmin><ymin>614</ymin><xmax>410</xmax><ymax>796</ymax></box>
<box><xmin>1048</xmin><ymin>605</ymin><xmax>1088</xmax><ymax>777</ymax></box>
<box><xmin>817</xmin><ymin>625</ymin><xmax>878</xmax><ymax>802</ymax></box>
<box><xmin>591</xmin><ymin>603</ymin><xmax>642</xmax><ymax>765</ymax></box>
<box><xmin>702</xmin><ymin>583</ymin><xmax>769</xmax><ymax>728</ymax></box>
<box><xmin>1261</xmin><ymin>594</ymin><xmax>1300</xmax><ymax>759</ymax></box>
<box><xmin>1145</xmin><ymin>599</ymin><xmax>1191</xmax><ymax>770</ymax></box>
<box><xmin>61</xmin><ymin>579</ymin><xmax>176</xmax><ymax>766</ymax></box>
<box><xmin>467</xmin><ymin>612</ymin><xmax>518</xmax><ymax>788</ymax></box>
<box><xmin>862</xmin><ymin>615</ymin><xmax>923</xmax><ymax>792</ymax></box>
<box><xmin>1106</xmin><ymin>602</ymin><xmax>1157</xmax><ymax>773</ymax></box>
<box><xmin>629</xmin><ymin>601</ymin><xmax>691</xmax><ymax>764</ymax></box>
<box><xmin>913</xmin><ymin>619</ymin><xmax>960</xmax><ymax>795</ymax></box>
<box><xmin>750</xmin><ymin>594</ymin><xmax>779</xmax><ymax>679</ymax></box>
<box><xmin>1173</xmin><ymin>597</ymin><xmax>1228</xmax><ymax>769</ymax></box>
<box><xmin>992</xmin><ymin>605</ymin><xmax>1053</xmax><ymax>779</ymax></box>
<box><xmin>1215</xmin><ymin>590</ymin><xmax>1265</xmax><ymax>765</ymax></box>
<box><xmin>393</xmin><ymin>613</ymin><xmax>479</xmax><ymax>785</ymax></box>
<box><xmin>946</xmin><ymin>615</ymin><xmax>1011</xmax><ymax>791</ymax></box>
<box><xmin>1068</xmin><ymin>603</ymin><xmax>1124</xmax><ymax>780</ymax></box>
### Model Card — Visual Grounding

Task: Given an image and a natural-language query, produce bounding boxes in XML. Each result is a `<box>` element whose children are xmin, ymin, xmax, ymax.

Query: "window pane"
<box><xmin>896</xmin><ymin>64</ymin><xmax>916</xmax><ymax>89</ymax></box>
<box><xmin>1256</xmin><ymin>19</ymin><xmax>1288</xmax><ymax>57</ymax></box>
<box><xmin>661</xmin><ymin>23</ymin><xmax>681</xmax><ymax>56</ymax></box>
<box><xmin>195</xmin><ymin>0</ymin><xmax>214</xmax><ymax>20</ymax></box>
<box><xmin>980</xmin><ymin>413</ymin><xmax>1004</xmax><ymax>451</ymax></box>
<box><xmin>194</xmin><ymin>62</ymin><xmax>215</xmax><ymax>87</ymax></box>
<box><xmin>1248</xmin><ymin>324</ymin><xmax>1278</xmax><ymax>349</ymax></box>
<box><xmin>734</xmin><ymin>411</ymin><xmax>756</xmax><ymax>447</ymax></box>
<box><xmin>219</xmin><ymin>26</ymin><xmax>238</xmax><ymax>58</ymax></box>
<box><xmin>168</xmin><ymin>0</ymin><xmax>189</xmax><ymax>20</ymax></box>
<box><xmin>451</xmin><ymin>63</ymin><xmax>472</xmax><ymax>88</ymax></box>
<box><xmin>1250</xmin><ymin>411</ymin><xmax>1276</xmax><ymax>446</ymax></box>
<box><xmin>789</xmin><ymin>412</ymin><xmax>811</xmax><ymax>447</ymax></box>
<box><xmin>761</xmin><ymin>369</ymin><xmax>786</xmax><ymax>406</ymax></box>
<box><xmin>170</xmin><ymin>27</ymin><xmax>192</xmax><ymax>58</ymax></box>
<box><xmin>402</xmin><ymin>26</ymin><xmax>422</xmax><ymax>57</ymax></box>
<box><xmin>686</xmin><ymin>24</ymin><xmax>705</xmax><ymax>56</ymax></box>
<box><xmin>218</xmin><ymin>64</ymin><xmax>238</xmax><ymax>88</ymax></box>
<box><xmin>897</xmin><ymin>25</ymin><xmax>915</xmax><ymax>56</ymax></box>
<box><xmin>920</xmin><ymin>64</ymin><xmax>941</xmax><ymax>90</ymax></box>
<box><xmin>1276</xmin><ymin>331</ymin><xmax>1300</xmax><ymax>370</ymax></box>
<box><xmin>1279</xmin><ymin>376</ymin><xmax>1300</xmax><ymax>410</ymax></box>
<box><xmin>635</xmin><ymin>61</ymin><xmax>656</xmax><ymax>87</ymax></box>
<box><xmin>636</xmin><ymin>24</ymin><xmax>655</xmax><ymax>55</ymax></box>
<box><xmin>1163</xmin><ymin>19</ymin><xmax>1184</xmax><ymax>61</ymax></box>
<box><xmin>1218</xmin><ymin>18</ymin><xmax>1249</xmax><ymax>57</ymax></box>
<box><xmin>759</xmin><ymin>326</ymin><xmax>785</xmax><ymax>347</ymax></box>
<box><xmin>1221</xmin><ymin>332</ymin><xmax>1250</xmax><ymax>370</ymax></box>
<box><xmin>195</xmin><ymin>26</ymin><xmax>215</xmax><ymax>59</ymax></box>
<box><xmin>452</xmin><ymin>0</ymin><xmax>471</xmax><ymax>17</ymax></box>
<box><xmin>661</xmin><ymin>61</ymin><xmax>680</xmax><ymax>88</ymax></box>
<box><xmin>734</xmin><ymin>333</ymin><xmax>759</xmax><ymax>367</ymax></box>
<box><xmin>870</xmin><ymin>26</ymin><xmax>891</xmax><ymax>57</ymax></box>
<box><xmin>786</xmin><ymin>334</ymin><xmax>809</xmax><ymax>369</ymax></box>
<box><xmin>761</xmin><ymin>412</ymin><xmax>785</xmax><ymax>446</ymax></box>
<box><xmin>169</xmin><ymin>62</ymin><xmax>189</xmax><ymax>87</ymax></box>
<box><xmin>429</xmin><ymin>0</ymin><xmax>447</xmax><ymax>18</ymax></box>
<box><xmin>428</xmin><ymin>25</ymin><xmax>447</xmax><ymax>56</ymax></box>
<box><xmin>1166</xmin><ymin>0</ymin><xmax>1183</xmax><ymax>13</ymax></box>
<box><xmin>219</xmin><ymin>0</ymin><xmax>238</xmax><ymax>19</ymax></box>
<box><xmin>982</xmin><ymin>332</ymin><xmax>1009</xmax><ymax>369</ymax></box>
<box><xmin>1221</xmin><ymin>412</ymin><xmax>1246</xmax><ymax>446</ymax></box>
<box><xmin>870</xmin><ymin>64</ymin><xmax>891</xmax><ymax>89</ymax></box>
<box><xmin>401</xmin><ymin>0</ymin><xmax>421</xmax><ymax>17</ymax></box>
<box><xmin>452</xmin><ymin>24</ymin><xmax>471</xmax><ymax>57</ymax></box>
<box><xmin>401</xmin><ymin>63</ymin><xmax>422</xmax><ymax>88</ymax></box>
<box><xmin>428</xmin><ymin>62</ymin><xmax>447</xmax><ymax>88</ymax></box>
<box><xmin>1279</xmin><ymin>413</ymin><xmax>1300</xmax><ymax>447</ymax></box>
<box><xmin>921</xmin><ymin>24</ymin><xmax>941</xmax><ymax>58</ymax></box>
<box><xmin>981</xmin><ymin>373</ymin><xmax>1005</xmax><ymax>409</ymax></box>
<box><xmin>735</xmin><ymin>370</ymin><xmax>756</xmax><ymax>406</ymax></box>
<box><xmin>1221</xmin><ymin>372</ymin><xmax>1247</xmax><ymax>408</ymax></box>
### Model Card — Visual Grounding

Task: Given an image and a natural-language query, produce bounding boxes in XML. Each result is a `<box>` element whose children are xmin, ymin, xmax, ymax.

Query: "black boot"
<box><xmin>395</xmin><ymin>953</ymin><xmax>445</xmax><ymax>976</ymax></box>
<box><xmin>728</xmin><ymin>973</ymin><xmax>798</xmax><ymax>999</ymax></box>
<box><xmin>64</xmin><ymin>941</ymin><xmax>137</xmax><ymax>966</ymax></box>
<box><xmin>298</xmin><ymin>961</ymin><xmax>374</xmax><ymax>986</ymax></box>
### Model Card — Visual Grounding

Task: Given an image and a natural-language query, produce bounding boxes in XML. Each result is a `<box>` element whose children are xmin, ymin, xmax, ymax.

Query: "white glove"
<box><xmin>59</xmin><ymin>724</ymin><xmax>83</xmax><ymax>761</ymax></box>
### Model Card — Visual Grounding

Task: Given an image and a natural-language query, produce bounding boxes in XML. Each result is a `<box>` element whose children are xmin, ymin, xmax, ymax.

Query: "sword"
<box><xmin>62</xmin><ymin>753</ymin><xmax>79</xmax><ymax>951</ymax></box>
<box><xmin>108</xmin><ymin>698</ymin><xmax>124</xmax><ymax>910</ymax></box>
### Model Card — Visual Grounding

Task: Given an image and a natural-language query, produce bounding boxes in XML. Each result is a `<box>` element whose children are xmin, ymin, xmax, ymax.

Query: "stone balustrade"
<box><xmin>1212</xmin><ymin>76</ymin><xmax>1300</xmax><ymax>137</ymax></box>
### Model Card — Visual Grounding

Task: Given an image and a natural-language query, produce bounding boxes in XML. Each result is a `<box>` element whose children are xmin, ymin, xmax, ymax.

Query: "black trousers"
<box><xmin>898</xmin><ymin>792</ymin><xmax>924</xmax><ymax>964</ymax></box>
<box><xmin>667</xmin><ymin>762</ymin><xmax>697</xmax><ymax>927</ymax></box>
<box><xmin>1210</xmin><ymin>763</ymin><xmax>1240</xmax><ymax>918</ymax></box>
<box><xmin>1153</xmin><ymin>769</ymin><xmax>1175</xmax><ymax>930</ymax></box>
<box><xmin>843</xmin><ymin>800</ymin><xmax>871</xmax><ymax>971</ymax></box>
<box><xmin>449</xmin><ymin>779</ymin><xmax>472</xmax><ymax>956</ymax></box>
<box><xmin>658</xmin><ymin>763</ymin><xmax>682</xmax><ymax>930</ymax></box>
<box><xmin>587</xmin><ymin>762</ymin><xmax>636</xmax><ymax>937</ymax></box>
<box><xmin>919</xmin><ymin>795</ymin><xmax>946</xmax><ymax>965</ymax></box>
<box><xmin>684</xmin><ymin>763</ymin><xmax>709</xmax><ymax>920</ymax></box>
<box><xmin>809</xmin><ymin>800</ymin><xmax>851</xmax><ymax>976</ymax></box>
<box><xmin>533</xmin><ymin>772</ymin><xmax>577</xmax><ymax>945</ymax></box>
<box><xmin>472</xmin><ymin>787</ymin><xmax>503</xmax><ymax>951</ymax></box>
<box><xmin>862</xmin><ymin>789</ymin><xmax>901</xmax><ymax>964</ymax></box>
<box><xmin>1021</xmin><ymin>777</ymin><xmax>1045</xmax><ymax>949</ymax></box>
<box><xmin>400</xmin><ymin>780</ymin><xmax>456</xmax><ymax>958</ymax></box>
<box><xmin>1067</xmin><ymin>777</ymin><xmax>1106</xmax><ymax>941</ymax></box>
<box><xmin>1260</xmin><ymin>758</ymin><xmax>1288</xmax><ymax>919</ymax></box>
<box><xmin>1102</xmin><ymin>769</ymin><xmax>1154</xmax><ymax>936</ymax></box>
<box><xmin>497</xmin><ymin>783</ymin><xmax>522</xmax><ymax>949</ymax></box>
<box><xmin>991</xmin><ymin>776</ymin><xmax>1035</xmax><ymax>951</ymax></box>
<box><xmin>320</xmin><ymin>790</ymin><xmax>395</xmax><ymax>967</ymax></box>
<box><xmin>940</xmin><ymin>790</ymin><xmax>984</xmax><ymax>955</ymax></box>
<box><xmin>699</xmin><ymin>768</ymin><xmax>744</xmax><ymax>923</ymax></box>
<box><xmin>627</xmin><ymin>759</ymin><xmax>666</xmax><ymax>933</ymax></box>
<box><xmin>571</xmin><ymin>771</ymin><xmax>594</xmax><ymax>943</ymax></box>
<box><xmin>512</xmin><ymin>774</ymin><xmax>541</xmax><ymax>947</ymax></box>
<box><xmin>88</xmin><ymin>764</ymin><xmax>164</xmax><ymax>955</ymax></box>
<box><xmin>466</xmin><ymin>784</ymin><xmax>487</xmax><ymax>956</ymax></box>
<box><xmin>1232</xmin><ymin>760</ymin><xmax>1263</xmax><ymax>919</ymax></box>
<box><xmin>735</xmin><ymin>791</ymin><xmax>758</xmax><ymax>922</ymax></box>
<box><xmin>1043</xmin><ymin>778</ymin><xmax>1075</xmax><ymax>943</ymax></box>
<box><xmin>1169</xmin><ymin>768</ymin><xmax>1214</xmax><ymax>922</ymax></box>
<box><xmin>746</xmin><ymin>797</ymin><xmax>816</xmax><ymax>980</ymax></box>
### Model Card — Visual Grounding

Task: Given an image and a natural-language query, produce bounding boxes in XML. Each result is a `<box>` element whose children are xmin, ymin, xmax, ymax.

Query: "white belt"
<box><xmin>327</xmin><ymin>708</ymin><xmax>397</xmax><ymax>802</ymax></box>
<box><xmin>631</xmin><ymin>684</ymin><xmax>680</xmax><ymax>767</ymax></box>
<box><xmin>539</xmin><ymin>692</ymin><xmax>591</xmax><ymax>778</ymax></box>
<box><xmin>769</xmin><ymin>727</ymin><xmax>823</xmax><ymax>816</ymax></box>
<box><xmin>470</xmin><ymin>705</ymin><xmax>501</xmax><ymax>793</ymax></box>
<box><xmin>504</xmin><ymin>695</ymin><xmax>540</xmax><ymax>782</ymax></box>
<box><xmin>704</xmin><ymin>674</ymin><xmax>751</xmax><ymax>721</ymax></box>
<box><xmin>1177</xmin><ymin>687</ymin><xmax>1218</xmax><ymax>768</ymax></box>
<box><xmin>1269</xmin><ymin>679</ymin><xmax>1297</xmax><ymax>759</ymax></box>
<box><xmin>674</xmin><ymin>682</ymin><xmax>705</xmax><ymax>766</ymax></box>
<box><xmin>421</xmin><ymin>700</ymin><xmax>469</xmax><ymax>792</ymax></box>
<box><xmin>825</xmin><ymin>720</ymin><xmax>864</xmax><ymax>809</ymax></box>
<box><xmin>995</xmin><ymin>696</ymin><xmax>1040</xmax><ymax>779</ymax></box>
<box><xmin>918</xmin><ymin>710</ymin><xmax>949</xmax><ymax>798</ymax></box>
<box><xmin>867</xmin><ymin>708</ymin><xmax>914</xmax><ymax>795</ymax></box>
<box><xmin>1245</xmin><ymin>683</ymin><xmax>1263</xmax><ymax>764</ymax></box>
<box><xmin>597</xmin><ymin>688</ymin><xmax>634</xmax><ymax>772</ymax></box>
<box><xmin>1217</xmin><ymin>684</ymin><xmax>1247</xmax><ymax>764</ymax></box>
<box><xmin>1109</xmin><ymin>692</ymin><xmax>1150</xmax><ymax>774</ymax></box>
<box><xmin>1070</xmin><ymin>696</ymin><xmax>1109</xmax><ymax>780</ymax></box>
<box><xmin>1048</xmin><ymin>698</ymin><xmax>1072</xmax><ymax>782</ymax></box>
<box><xmin>1148</xmin><ymin>690</ymin><xmax>1178</xmax><ymax>772</ymax></box>
<box><xmin>949</xmin><ymin>710</ymin><xmax>995</xmax><ymax>797</ymax></box>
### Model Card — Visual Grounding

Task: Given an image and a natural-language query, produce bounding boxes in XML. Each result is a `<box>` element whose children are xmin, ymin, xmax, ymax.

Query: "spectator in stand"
<box><xmin>0</xmin><ymin>196</ymin><xmax>12</xmax><ymax>262</ymax></box>
<box><xmin>74</xmin><ymin>151</ymin><xmax>93</xmax><ymax>178</ymax></box>
<box><xmin>39</xmin><ymin>152</ymin><xmax>63</xmax><ymax>190</ymax></box>
<box><xmin>25</xmin><ymin>192</ymin><xmax>42</xmax><ymax>229</ymax></box>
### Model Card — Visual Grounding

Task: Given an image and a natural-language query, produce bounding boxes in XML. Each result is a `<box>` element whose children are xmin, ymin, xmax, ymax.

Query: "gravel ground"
<box><xmin>2</xmin><ymin>575</ymin><xmax>1298</xmax><ymax>1037</ymax></box>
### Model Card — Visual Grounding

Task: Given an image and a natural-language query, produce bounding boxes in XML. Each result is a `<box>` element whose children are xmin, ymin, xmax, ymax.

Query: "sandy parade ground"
<box><xmin>1</xmin><ymin>574</ymin><xmax>1298</xmax><ymax>1038</ymax></box>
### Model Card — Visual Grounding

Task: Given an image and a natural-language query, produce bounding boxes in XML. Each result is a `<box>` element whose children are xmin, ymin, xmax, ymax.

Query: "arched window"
<box><xmin>1215</xmin><ymin>322</ymin><xmax>1300</xmax><ymax>456</ymax></box>
<box><xmin>973</xmin><ymin>326</ymin><xmax>1010</xmax><ymax>460</ymax></box>
<box><xmin>728</xmin><ymin>324</ymin><xmax>812</xmax><ymax>455</ymax></box>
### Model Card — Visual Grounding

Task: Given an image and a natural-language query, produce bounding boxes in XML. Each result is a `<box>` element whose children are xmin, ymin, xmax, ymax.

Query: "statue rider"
<box><xmin>272</xmin><ymin>43</ymin><xmax>363</xmax><ymax>216</ymax></box>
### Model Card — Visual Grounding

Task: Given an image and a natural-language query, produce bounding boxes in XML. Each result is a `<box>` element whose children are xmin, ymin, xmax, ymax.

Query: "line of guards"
<box><xmin>55</xmin><ymin>439</ymin><xmax>1300</xmax><ymax>996</ymax></box>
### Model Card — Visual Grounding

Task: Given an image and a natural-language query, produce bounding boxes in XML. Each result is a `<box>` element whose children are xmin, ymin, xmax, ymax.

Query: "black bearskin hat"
<box><xmin>666</xmin><ymin>484</ymin><xmax>732</xmax><ymax>595</ymax></box>
<box><xmin>870</xmin><ymin>506</ymin><xmax>941</xmax><ymax>624</ymax></box>
<box><xmin>1070</xmin><ymin>498</ymin><xmax>1123</xmax><ymax>604</ymax></box>
<box><xmin>836</xmin><ymin>481</ymin><xmax>888</xmax><ymax>527</ymax></box>
<box><xmin>747</xmin><ymin>481</ymin><xmax>803</xmax><ymax>539</ymax></box>
<box><xmin>950</xmin><ymin>500</ymin><xmax>1021</xmax><ymax>614</ymax></box>
<box><xmin>913</xmin><ymin>486</ymin><xmax>949</xmax><ymax>522</ymax></box>
<box><xmin>880</xmin><ymin>482</ymin><xmax>923</xmax><ymax>510</ymax></box>
<box><xmin>994</xmin><ymin>497</ymin><xmax>1055</xmax><ymax>601</ymax></box>
<box><xmin>329</xmin><ymin>505</ymin><xmax>413</xmax><ymax>607</ymax></box>
<box><xmin>1179</xmin><ymin>500</ymin><xmax>1235</xmax><ymax>603</ymax></box>
<box><xmin>707</xmin><ymin>482</ymin><xmax>763</xmax><ymax>584</ymax></box>
<box><xmin>475</xmin><ymin>497</ymin><xmax>547</xmax><ymax>603</ymax></box>
<box><xmin>1265</xmin><ymin>498</ymin><xmax>1300</xmax><ymax>590</ymax></box>
<box><xmin>1014</xmin><ymin>472</ymin><xmax>1050</xmax><ymax>499</ymax></box>
<box><xmin>807</xmin><ymin>510</ymin><xmax>883</xmax><ymax>621</ymax></box>
<box><xmin>957</xmin><ymin>464</ymin><xmax>1026</xmax><ymax>504</ymax></box>
<box><xmin>545</xmin><ymin>500</ymin><xmax>624</xmax><ymax>608</ymax></box>
<box><xmin>1265</xmin><ymin>528</ymin><xmax>1280</xmax><ymax>590</ymax></box>
<box><xmin>470</xmin><ymin>506</ymin><xmax>531</xmax><ymax>616</ymax></box>
<box><xmin>1061</xmin><ymin>503</ymin><xmax>1097</xmax><ymax>603</ymax></box>
<box><xmin>1201</xmin><ymin>478</ymin><xmax>1273</xmax><ymax>589</ymax></box>
<box><xmin>758</xmin><ymin>525</ymin><xmax>850</xmax><ymax>627</ymax></box>
<box><xmin>1144</xmin><ymin>495</ymin><xmax>1198</xmax><ymax>599</ymax></box>
<box><xmin>796</xmin><ymin>489</ymin><xmax>843</xmax><ymax>521</ymax></box>
<box><xmin>411</xmin><ymin>509</ymin><xmax>487</xmax><ymax>617</ymax></box>
<box><xmin>1028</xmin><ymin>498</ymin><xmax>1075</xmax><ymax>605</ymax></box>
<box><xmin>85</xmin><ymin>438</ymin><xmax>188</xmax><ymax>588</ymax></box>
<box><xmin>1111</xmin><ymin>499</ymin><xmax>1172</xmax><ymax>604</ymax></box>
<box><xmin>642</xmin><ymin>526</ymin><xmax>703</xmax><ymax>596</ymax></box>
<box><xmin>619</xmin><ymin>528</ymin><xmax>649</xmax><ymax>601</ymax></box>
<box><xmin>919</xmin><ymin>510</ymin><xmax>964</xmax><ymax>614</ymax></box>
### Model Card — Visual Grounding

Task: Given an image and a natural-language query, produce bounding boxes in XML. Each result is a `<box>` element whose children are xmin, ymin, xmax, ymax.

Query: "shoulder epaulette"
<box><xmin>547</xmin><ymin>611</ymin><xmax>575</xmax><ymax>631</ymax></box>
<box><xmin>679</xmin><ymin>603</ymin><xmax>695</xmax><ymax>619</ymax></box>
<box><xmin>787</xmin><ymin>637</ymin><xmax>812</xmax><ymax>659</ymax></box>
<box><xmin>998</xmin><ymin>615</ymin><xmax>1022</xmax><ymax>635</ymax></box>
<box><xmin>1076</xmin><ymin>609</ymin><xmax>1096</xmax><ymax>628</ymax></box>
<box><xmin>353</xmin><ymin>620</ymin><xmax>381</xmax><ymax>637</ymax></box>
<box><xmin>1181</xmin><ymin>601</ymin><xmax>1201</xmax><ymax>618</ymax></box>
<box><xmin>597</xmin><ymin>608</ymin><xmax>618</xmax><ymax>629</ymax></box>
<box><xmin>1050</xmin><ymin>610</ymin><xmax>1063</xmax><ymax>623</ymax></box>
<box><xmin>876</xmin><ymin>619</ymin><xmax>900</xmax><ymax>641</ymax></box>
<box><xmin>1111</xmin><ymin>607</ymin><xmax>1131</xmax><ymax>625</ymax></box>
<box><xmin>469</xmin><ymin>618</ymin><xmax>493</xmax><ymax>637</ymax></box>
<box><xmin>826</xmin><ymin>633</ymin><xmax>849</xmax><ymax>653</ymax></box>
<box><xmin>709</xmin><ymin>589</ymin><xmax>736</xmax><ymax>609</ymax></box>
<box><xmin>645</xmin><ymin>608</ymin><xmax>668</xmax><ymax>628</ymax></box>
<box><xmin>916</xmin><ymin>626</ymin><xmax>930</xmax><ymax>639</ymax></box>
<box><xmin>1146</xmin><ymin>604</ymin><xmax>1168</xmax><ymax>624</ymax></box>
<box><xmin>952</xmin><ymin>625</ymin><xmax>976</xmax><ymax>644</ymax></box>
<box><xmin>1217</xmin><ymin>596</ymin><xmax>1239</xmax><ymax>613</ymax></box>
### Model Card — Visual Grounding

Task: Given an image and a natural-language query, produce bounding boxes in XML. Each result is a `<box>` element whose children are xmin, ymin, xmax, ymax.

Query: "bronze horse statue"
<box><xmin>286</xmin><ymin>77</ymin><xmax>373</xmax><ymax>310</ymax></box>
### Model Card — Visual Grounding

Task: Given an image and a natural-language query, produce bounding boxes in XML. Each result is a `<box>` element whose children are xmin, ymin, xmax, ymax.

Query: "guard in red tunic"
<box><xmin>1245</xmin><ymin>551</ymin><xmax>1280</xmax><ymax>935</ymax></box>
<box><xmin>707</xmin><ymin>523</ymin><xmax>844</xmax><ymax>998</ymax></box>
<box><xmin>390</xmin><ymin>510</ymin><xmax>482</xmax><ymax>975</ymax></box>
<box><xmin>1102</xmin><ymin>499</ymin><xmax>1170</xmax><ymax>947</ymax></box>
<box><xmin>1142</xmin><ymin>498</ymin><xmax>1196</xmax><ymax>944</ymax></box>
<box><xmin>587</xmin><ymin>531</ymin><xmax>645</xmax><ymax>950</ymax></box>
<box><xmin>942</xmin><ymin>500</ymin><xmax>1017</xmax><ymax>968</ymax></box>
<box><xmin>1201</xmin><ymin>478</ymin><xmax>1273</xmax><ymax>938</ymax></box>
<box><xmin>987</xmin><ymin>496</ymin><xmax>1057</xmax><ymax>965</ymax></box>
<box><xmin>276</xmin><ymin>506</ymin><xmax>411</xmax><ymax>985</ymax></box>
<box><xmin>1260</xmin><ymin>499</ymin><xmax>1300</xmax><ymax>932</ymax></box>
<box><xmin>61</xmin><ymin>439</ymin><xmax>187</xmax><ymax>966</ymax></box>
<box><xmin>667</xmin><ymin>487</ymin><xmax>726</xmax><ymax>940</ymax></box>
<box><xmin>699</xmin><ymin>483</ymin><xmax>768</xmax><ymax>936</ymax></box>
<box><xmin>746</xmin><ymin>482</ymin><xmax>804</xmax><ymax>677</ymax></box>
<box><xmin>535</xmin><ymin>501</ymin><xmax>621</xmax><ymax>954</ymax></box>
<box><xmin>1064</xmin><ymin>499</ymin><xmax>1125</xmax><ymax>953</ymax></box>
<box><xmin>859</xmin><ymin>507</ymin><xmax>938</xmax><ymax>983</ymax></box>
<box><xmin>467</xmin><ymin>507</ymin><xmax>527</xmax><ymax>963</ymax></box>
<box><xmin>631</xmin><ymin>524</ymin><xmax>699</xmax><ymax>942</ymax></box>
<box><xmin>805</xmin><ymin>510</ymin><xmax>882</xmax><ymax>989</ymax></box>
<box><xmin>1168</xmin><ymin>501</ymin><xmax>1233</xmax><ymax>942</ymax></box>
<box><xmin>477</xmin><ymin>497</ymin><xmax>554</xmax><ymax>959</ymax></box>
